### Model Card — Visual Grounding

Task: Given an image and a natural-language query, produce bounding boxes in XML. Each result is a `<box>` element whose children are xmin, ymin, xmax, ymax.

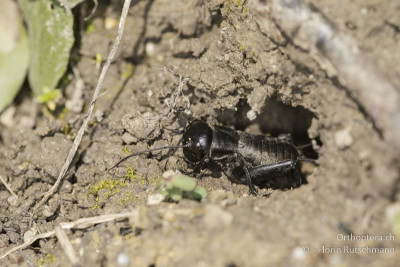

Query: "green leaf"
<box><xmin>18</xmin><ymin>0</ymin><xmax>74</xmax><ymax>97</ymax></box>
<box><xmin>193</xmin><ymin>186</ymin><xmax>208</xmax><ymax>199</ymax></box>
<box><xmin>0</xmin><ymin>0</ymin><xmax>29</xmax><ymax>112</ymax></box>
<box><xmin>36</xmin><ymin>87</ymin><xmax>61</xmax><ymax>103</ymax></box>
<box><xmin>0</xmin><ymin>0</ymin><xmax>20</xmax><ymax>54</ymax></box>
<box><xmin>57</xmin><ymin>0</ymin><xmax>85</xmax><ymax>9</ymax></box>
<box><xmin>171</xmin><ymin>175</ymin><xmax>197</xmax><ymax>192</ymax></box>
<box><xmin>171</xmin><ymin>192</ymin><xmax>183</xmax><ymax>202</ymax></box>
<box><xmin>185</xmin><ymin>186</ymin><xmax>208</xmax><ymax>200</ymax></box>
<box><xmin>161</xmin><ymin>187</ymin><xmax>169</xmax><ymax>196</ymax></box>
<box><xmin>163</xmin><ymin>187</ymin><xmax>183</xmax><ymax>202</ymax></box>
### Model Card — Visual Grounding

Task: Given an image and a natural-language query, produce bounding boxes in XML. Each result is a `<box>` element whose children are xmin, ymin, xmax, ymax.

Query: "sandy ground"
<box><xmin>0</xmin><ymin>0</ymin><xmax>399</xmax><ymax>266</ymax></box>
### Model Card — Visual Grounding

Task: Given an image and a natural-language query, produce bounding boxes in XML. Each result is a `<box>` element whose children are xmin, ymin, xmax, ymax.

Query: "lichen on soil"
<box><xmin>1</xmin><ymin>0</ymin><xmax>399</xmax><ymax>266</ymax></box>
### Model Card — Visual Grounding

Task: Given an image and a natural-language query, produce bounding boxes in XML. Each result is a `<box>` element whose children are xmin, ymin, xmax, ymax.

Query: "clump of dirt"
<box><xmin>0</xmin><ymin>0</ymin><xmax>399</xmax><ymax>266</ymax></box>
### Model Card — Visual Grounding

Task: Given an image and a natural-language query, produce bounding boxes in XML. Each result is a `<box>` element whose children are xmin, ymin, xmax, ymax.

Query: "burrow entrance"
<box><xmin>217</xmin><ymin>97</ymin><xmax>320</xmax><ymax>190</ymax></box>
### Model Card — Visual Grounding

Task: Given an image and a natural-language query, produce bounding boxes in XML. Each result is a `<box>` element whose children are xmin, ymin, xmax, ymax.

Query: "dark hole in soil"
<box><xmin>69</xmin><ymin>175</ymin><xmax>78</xmax><ymax>185</ymax></box>
<box><xmin>219</xmin><ymin>98</ymin><xmax>318</xmax><ymax>155</ymax></box>
<box><xmin>119</xmin><ymin>226</ymin><xmax>133</xmax><ymax>236</ymax></box>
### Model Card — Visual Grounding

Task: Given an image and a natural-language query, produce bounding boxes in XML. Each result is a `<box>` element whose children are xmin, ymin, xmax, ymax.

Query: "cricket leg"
<box><xmin>248</xmin><ymin>160</ymin><xmax>298</xmax><ymax>185</ymax></box>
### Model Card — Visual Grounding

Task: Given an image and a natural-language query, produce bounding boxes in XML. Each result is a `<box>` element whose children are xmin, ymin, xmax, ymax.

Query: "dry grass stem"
<box><xmin>0</xmin><ymin>211</ymin><xmax>137</xmax><ymax>260</ymax></box>
<box><xmin>0</xmin><ymin>174</ymin><xmax>18</xmax><ymax>199</ymax></box>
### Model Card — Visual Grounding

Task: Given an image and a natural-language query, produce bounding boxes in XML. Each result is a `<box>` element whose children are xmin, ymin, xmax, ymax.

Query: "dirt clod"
<box><xmin>121</xmin><ymin>112</ymin><xmax>161</xmax><ymax>143</ymax></box>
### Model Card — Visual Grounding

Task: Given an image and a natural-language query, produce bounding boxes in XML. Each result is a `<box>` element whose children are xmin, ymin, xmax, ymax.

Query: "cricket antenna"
<box><xmin>108</xmin><ymin>144</ymin><xmax>188</xmax><ymax>170</ymax></box>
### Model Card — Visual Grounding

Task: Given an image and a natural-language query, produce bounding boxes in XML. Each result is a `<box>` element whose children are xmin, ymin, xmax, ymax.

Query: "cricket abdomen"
<box><xmin>237</xmin><ymin>132</ymin><xmax>299</xmax><ymax>166</ymax></box>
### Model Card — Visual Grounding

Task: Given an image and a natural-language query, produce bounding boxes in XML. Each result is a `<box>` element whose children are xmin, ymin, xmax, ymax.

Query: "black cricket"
<box><xmin>110</xmin><ymin>120</ymin><xmax>315</xmax><ymax>195</ymax></box>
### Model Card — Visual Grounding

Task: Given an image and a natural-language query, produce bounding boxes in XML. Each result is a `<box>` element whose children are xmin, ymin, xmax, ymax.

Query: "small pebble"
<box><xmin>94</xmin><ymin>109</ymin><xmax>104</xmax><ymax>122</ymax></box>
<box><xmin>162</xmin><ymin>170</ymin><xmax>181</xmax><ymax>179</ymax></box>
<box><xmin>0</xmin><ymin>234</ymin><xmax>10</xmax><ymax>248</ymax></box>
<box><xmin>9</xmin><ymin>232</ymin><xmax>20</xmax><ymax>243</ymax></box>
<box><xmin>104</xmin><ymin>17</ymin><xmax>118</xmax><ymax>29</ymax></box>
<box><xmin>7</xmin><ymin>195</ymin><xmax>19</xmax><ymax>207</ymax></box>
<box><xmin>147</xmin><ymin>194</ymin><xmax>165</xmax><ymax>206</ymax></box>
<box><xmin>145</xmin><ymin>42</ymin><xmax>156</xmax><ymax>57</ymax></box>
<box><xmin>61</xmin><ymin>180</ymin><xmax>73</xmax><ymax>193</ymax></box>
<box><xmin>292</xmin><ymin>246</ymin><xmax>307</xmax><ymax>261</ymax></box>
<box><xmin>117</xmin><ymin>253</ymin><xmax>130</xmax><ymax>266</ymax></box>
<box><xmin>335</xmin><ymin>128</ymin><xmax>353</xmax><ymax>149</ymax></box>
<box><xmin>23</xmin><ymin>227</ymin><xmax>38</xmax><ymax>243</ymax></box>
<box><xmin>247</xmin><ymin>110</ymin><xmax>257</xmax><ymax>121</ymax></box>
<box><xmin>42</xmin><ymin>205</ymin><xmax>54</xmax><ymax>218</ymax></box>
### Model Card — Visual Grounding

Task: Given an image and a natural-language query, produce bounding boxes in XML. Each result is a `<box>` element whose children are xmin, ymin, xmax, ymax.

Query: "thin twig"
<box><xmin>33</xmin><ymin>0</ymin><xmax>132</xmax><ymax>213</ymax></box>
<box><xmin>0</xmin><ymin>211</ymin><xmax>137</xmax><ymax>260</ymax></box>
<box><xmin>1</xmin><ymin>231</ymin><xmax>56</xmax><ymax>260</ymax></box>
<box><xmin>84</xmin><ymin>0</ymin><xmax>99</xmax><ymax>21</ymax></box>
<box><xmin>0</xmin><ymin>174</ymin><xmax>18</xmax><ymax>199</ymax></box>
<box><xmin>17</xmin><ymin>250</ymin><xmax>34</xmax><ymax>267</ymax></box>
<box><xmin>54</xmin><ymin>227</ymin><xmax>79</xmax><ymax>266</ymax></box>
